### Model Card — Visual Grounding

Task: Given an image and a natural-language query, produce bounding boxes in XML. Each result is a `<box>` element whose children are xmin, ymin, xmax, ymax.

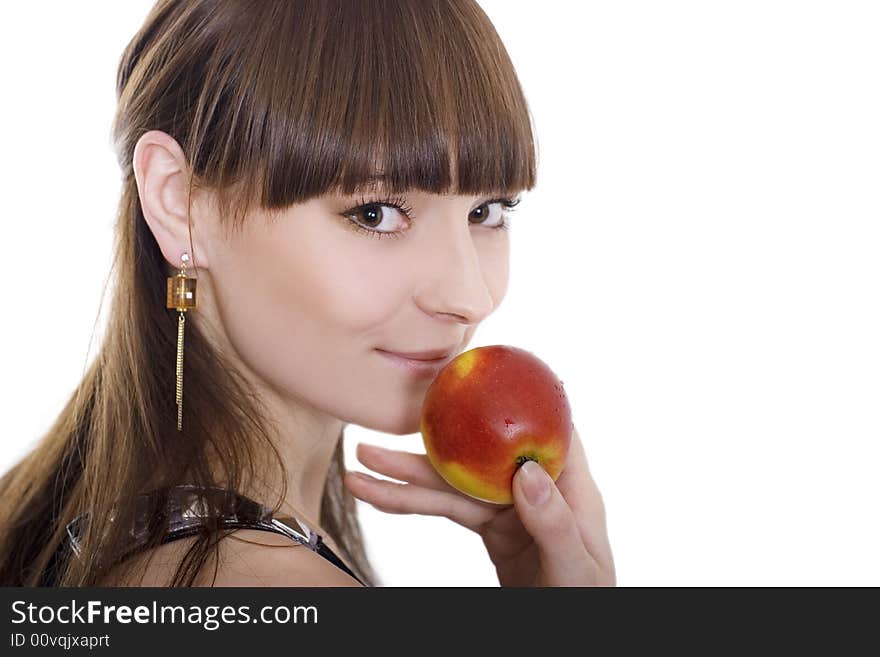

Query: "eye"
<box><xmin>340</xmin><ymin>194</ymin><xmax>414</xmax><ymax>240</ymax></box>
<box><xmin>469</xmin><ymin>197</ymin><xmax>521</xmax><ymax>229</ymax></box>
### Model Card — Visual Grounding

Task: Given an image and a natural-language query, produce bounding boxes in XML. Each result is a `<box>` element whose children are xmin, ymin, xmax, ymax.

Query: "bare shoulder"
<box><xmin>96</xmin><ymin>529</ymin><xmax>364</xmax><ymax>587</ymax></box>
<box><xmin>205</xmin><ymin>529</ymin><xmax>364</xmax><ymax>587</ymax></box>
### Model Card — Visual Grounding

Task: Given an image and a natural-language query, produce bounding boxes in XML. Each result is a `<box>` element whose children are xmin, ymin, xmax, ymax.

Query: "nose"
<box><xmin>414</xmin><ymin>217</ymin><xmax>497</xmax><ymax>325</ymax></box>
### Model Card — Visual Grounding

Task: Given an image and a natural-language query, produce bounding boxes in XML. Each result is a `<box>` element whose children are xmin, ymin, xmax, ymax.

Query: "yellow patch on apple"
<box><xmin>451</xmin><ymin>348</ymin><xmax>478</xmax><ymax>379</ymax></box>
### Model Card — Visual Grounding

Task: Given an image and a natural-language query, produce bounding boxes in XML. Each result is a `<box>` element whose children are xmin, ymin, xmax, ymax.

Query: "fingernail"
<box><xmin>519</xmin><ymin>460</ymin><xmax>551</xmax><ymax>506</ymax></box>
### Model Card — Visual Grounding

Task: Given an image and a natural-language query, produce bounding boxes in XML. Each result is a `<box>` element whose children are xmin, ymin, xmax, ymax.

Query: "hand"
<box><xmin>343</xmin><ymin>426</ymin><xmax>616</xmax><ymax>587</ymax></box>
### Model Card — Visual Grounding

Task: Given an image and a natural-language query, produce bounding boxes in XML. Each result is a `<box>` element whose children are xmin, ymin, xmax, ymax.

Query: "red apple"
<box><xmin>419</xmin><ymin>345</ymin><xmax>572</xmax><ymax>505</ymax></box>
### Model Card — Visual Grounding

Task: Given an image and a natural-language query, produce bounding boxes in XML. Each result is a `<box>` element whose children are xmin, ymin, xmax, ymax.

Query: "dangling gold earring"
<box><xmin>166</xmin><ymin>252</ymin><xmax>197</xmax><ymax>431</ymax></box>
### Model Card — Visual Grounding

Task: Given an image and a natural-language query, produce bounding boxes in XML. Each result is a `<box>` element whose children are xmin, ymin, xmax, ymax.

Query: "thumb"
<box><xmin>512</xmin><ymin>459</ymin><xmax>594</xmax><ymax>585</ymax></box>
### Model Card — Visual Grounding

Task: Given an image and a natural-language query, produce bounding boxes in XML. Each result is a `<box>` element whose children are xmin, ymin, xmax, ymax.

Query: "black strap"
<box><xmin>59</xmin><ymin>484</ymin><xmax>366</xmax><ymax>587</ymax></box>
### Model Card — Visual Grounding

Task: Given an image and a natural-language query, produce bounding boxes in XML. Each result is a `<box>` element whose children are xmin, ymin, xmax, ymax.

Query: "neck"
<box><xmin>253</xmin><ymin>396</ymin><xmax>347</xmax><ymax>527</ymax></box>
<box><xmin>191</xmin><ymin>309</ymin><xmax>346</xmax><ymax>534</ymax></box>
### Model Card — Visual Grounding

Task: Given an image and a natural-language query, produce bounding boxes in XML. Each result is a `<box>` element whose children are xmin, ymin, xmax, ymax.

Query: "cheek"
<box><xmin>300</xmin><ymin>242</ymin><xmax>412</xmax><ymax>326</ymax></box>
<box><xmin>208</xmin><ymin>227</ymin><xmax>412</xmax><ymax>385</ymax></box>
<box><xmin>480</xmin><ymin>235</ymin><xmax>511</xmax><ymax>307</ymax></box>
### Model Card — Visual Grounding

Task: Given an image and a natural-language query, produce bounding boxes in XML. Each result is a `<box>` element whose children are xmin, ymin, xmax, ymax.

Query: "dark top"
<box><xmin>48</xmin><ymin>484</ymin><xmax>365</xmax><ymax>586</ymax></box>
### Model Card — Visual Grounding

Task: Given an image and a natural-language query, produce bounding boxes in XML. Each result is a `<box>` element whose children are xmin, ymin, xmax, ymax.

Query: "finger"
<box><xmin>355</xmin><ymin>443</ymin><xmax>458</xmax><ymax>494</ymax></box>
<box><xmin>343</xmin><ymin>470</ymin><xmax>496</xmax><ymax>531</ymax></box>
<box><xmin>512</xmin><ymin>459</ymin><xmax>603</xmax><ymax>586</ymax></box>
<box><xmin>553</xmin><ymin>427</ymin><xmax>615</xmax><ymax>571</ymax></box>
<box><xmin>555</xmin><ymin>427</ymin><xmax>604</xmax><ymax>518</ymax></box>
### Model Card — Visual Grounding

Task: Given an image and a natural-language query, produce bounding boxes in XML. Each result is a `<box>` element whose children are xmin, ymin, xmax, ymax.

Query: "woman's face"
<box><xmin>196</xmin><ymin>186</ymin><xmax>512</xmax><ymax>435</ymax></box>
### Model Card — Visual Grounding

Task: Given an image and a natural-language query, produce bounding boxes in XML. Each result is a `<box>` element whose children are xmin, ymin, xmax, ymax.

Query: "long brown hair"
<box><xmin>0</xmin><ymin>0</ymin><xmax>536</xmax><ymax>587</ymax></box>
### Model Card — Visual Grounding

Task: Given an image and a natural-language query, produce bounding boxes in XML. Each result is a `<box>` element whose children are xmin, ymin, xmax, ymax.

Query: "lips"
<box><xmin>376</xmin><ymin>349</ymin><xmax>456</xmax><ymax>377</ymax></box>
<box><xmin>377</xmin><ymin>347</ymin><xmax>455</xmax><ymax>361</ymax></box>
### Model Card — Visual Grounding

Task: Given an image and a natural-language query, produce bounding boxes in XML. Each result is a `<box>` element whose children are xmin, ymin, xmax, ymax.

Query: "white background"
<box><xmin>1</xmin><ymin>1</ymin><xmax>878</xmax><ymax>586</ymax></box>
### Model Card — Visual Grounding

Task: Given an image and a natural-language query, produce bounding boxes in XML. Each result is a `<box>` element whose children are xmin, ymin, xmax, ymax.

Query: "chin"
<box><xmin>343</xmin><ymin>396</ymin><xmax>424</xmax><ymax>436</ymax></box>
<box><xmin>372</xmin><ymin>409</ymin><xmax>422</xmax><ymax>437</ymax></box>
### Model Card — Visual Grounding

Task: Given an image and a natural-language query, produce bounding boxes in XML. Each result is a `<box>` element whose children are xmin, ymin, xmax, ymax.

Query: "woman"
<box><xmin>0</xmin><ymin>0</ymin><xmax>615</xmax><ymax>587</ymax></box>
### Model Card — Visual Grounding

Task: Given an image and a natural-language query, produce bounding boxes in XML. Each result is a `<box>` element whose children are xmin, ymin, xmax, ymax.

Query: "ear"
<box><xmin>133</xmin><ymin>129</ymin><xmax>211</xmax><ymax>272</ymax></box>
